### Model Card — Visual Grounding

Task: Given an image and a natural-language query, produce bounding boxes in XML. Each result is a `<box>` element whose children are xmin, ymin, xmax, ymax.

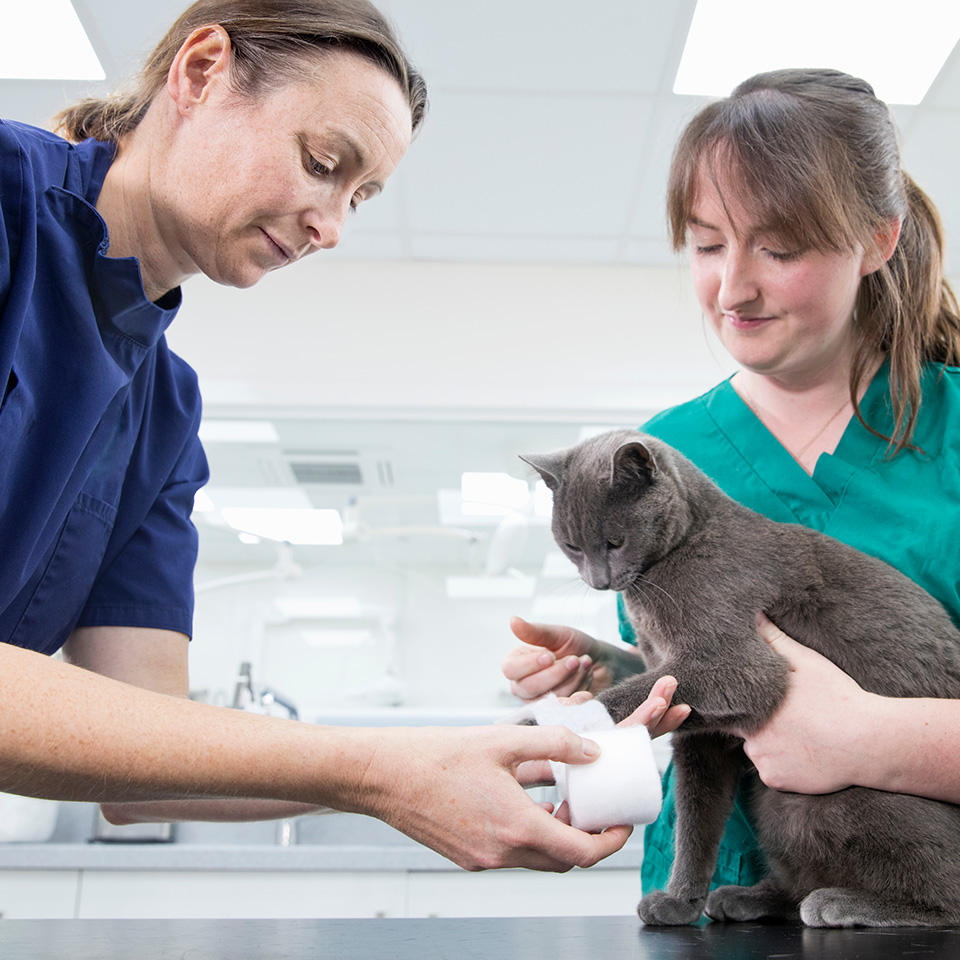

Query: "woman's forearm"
<box><xmin>0</xmin><ymin>641</ymin><xmax>371</xmax><ymax>809</ymax></box>
<box><xmin>854</xmin><ymin>694</ymin><xmax>960</xmax><ymax>804</ymax></box>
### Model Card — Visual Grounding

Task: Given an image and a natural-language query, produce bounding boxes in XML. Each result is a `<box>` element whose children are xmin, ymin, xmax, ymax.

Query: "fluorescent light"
<box><xmin>301</xmin><ymin>629</ymin><xmax>372</xmax><ymax>647</ymax></box>
<box><xmin>444</xmin><ymin>575</ymin><xmax>536</xmax><ymax>599</ymax></box>
<box><xmin>203</xmin><ymin>487</ymin><xmax>312</xmax><ymax>511</ymax></box>
<box><xmin>198</xmin><ymin>420</ymin><xmax>280</xmax><ymax>444</ymax></box>
<box><xmin>220</xmin><ymin>508</ymin><xmax>343</xmax><ymax>545</ymax></box>
<box><xmin>532</xmin><ymin>480</ymin><xmax>553</xmax><ymax>518</ymax></box>
<box><xmin>0</xmin><ymin>1</ymin><xmax>105</xmax><ymax>80</ymax></box>
<box><xmin>193</xmin><ymin>489</ymin><xmax>216</xmax><ymax>514</ymax></box>
<box><xmin>541</xmin><ymin>552</ymin><xmax>578</xmax><ymax>579</ymax></box>
<box><xmin>674</xmin><ymin>0</ymin><xmax>960</xmax><ymax>105</ymax></box>
<box><xmin>461</xmin><ymin>472</ymin><xmax>530</xmax><ymax>516</ymax></box>
<box><xmin>273</xmin><ymin>597</ymin><xmax>364</xmax><ymax>619</ymax></box>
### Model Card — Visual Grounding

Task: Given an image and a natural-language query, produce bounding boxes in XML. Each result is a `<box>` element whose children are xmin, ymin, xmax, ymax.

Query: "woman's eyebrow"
<box><xmin>329</xmin><ymin>131</ymin><xmax>385</xmax><ymax>194</ymax></box>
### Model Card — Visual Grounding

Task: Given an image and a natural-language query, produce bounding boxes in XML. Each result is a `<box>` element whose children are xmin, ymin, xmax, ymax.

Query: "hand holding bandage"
<box><xmin>505</xmin><ymin>692</ymin><xmax>671</xmax><ymax>832</ymax></box>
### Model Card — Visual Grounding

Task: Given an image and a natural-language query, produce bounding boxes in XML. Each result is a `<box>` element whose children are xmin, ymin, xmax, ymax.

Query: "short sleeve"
<box><xmin>77</xmin><ymin>425</ymin><xmax>208</xmax><ymax>636</ymax></box>
<box><xmin>76</xmin><ymin>344</ymin><xmax>210</xmax><ymax>637</ymax></box>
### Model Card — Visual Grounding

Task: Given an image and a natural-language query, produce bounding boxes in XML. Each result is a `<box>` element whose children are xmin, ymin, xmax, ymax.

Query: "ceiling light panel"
<box><xmin>1</xmin><ymin>1</ymin><xmax>105</xmax><ymax>80</ymax></box>
<box><xmin>675</xmin><ymin>0</ymin><xmax>960</xmax><ymax>105</ymax></box>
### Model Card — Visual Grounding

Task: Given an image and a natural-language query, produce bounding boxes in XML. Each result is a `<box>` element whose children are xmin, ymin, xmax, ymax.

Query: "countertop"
<box><xmin>1</xmin><ymin>916</ymin><xmax>958</xmax><ymax>959</ymax></box>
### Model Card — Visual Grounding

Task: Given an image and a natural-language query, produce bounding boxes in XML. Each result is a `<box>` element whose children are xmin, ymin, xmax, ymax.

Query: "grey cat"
<box><xmin>521</xmin><ymin>428</ymin><xmax>960</xmax><ymax>929</ymax></box>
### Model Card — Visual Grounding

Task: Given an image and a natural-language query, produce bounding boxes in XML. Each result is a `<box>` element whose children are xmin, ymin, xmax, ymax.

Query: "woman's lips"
<box><xmin>725</xmin><ymin>313</ymin><xmax>774</xmax><ymax>330</ymax></box>
<box><xmin>260</xmin><ymin>229</ymin><xmax>293</xmax><ymax>265</ymax></box>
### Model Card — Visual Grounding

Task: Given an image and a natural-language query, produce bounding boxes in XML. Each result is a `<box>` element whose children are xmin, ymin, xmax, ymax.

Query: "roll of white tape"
<box><xmin>551</xmin><ymin>726</ymin><xmax>662</xmax><ymax>833</ymax></box>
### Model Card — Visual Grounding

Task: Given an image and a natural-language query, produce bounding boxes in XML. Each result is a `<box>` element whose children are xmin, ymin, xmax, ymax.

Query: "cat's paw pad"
<box><xmin>638</xmin><ymin>890</ymin><xmax>703</xmax><ymax>926</ymax></box>
<box><xmin>799</xmin><ymin>888</ymin><xmax>865</xmax><ymax>928</ymax></box>
<box><xmin>706</xmin><ymin>885</ymin><xmax>778</xmax><ymax>922</ymax></box>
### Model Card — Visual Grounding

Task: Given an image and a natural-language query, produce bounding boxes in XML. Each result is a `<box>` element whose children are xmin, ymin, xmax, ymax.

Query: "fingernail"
<box><xmin>537</xmin><ymin>652</ymin><xmax>555</xmax><ymax>667</ymax></box>
<box><xmin>565</xmin><ymin>656</ymin><xmax>580</xmax><ymax>672</ymax></box>
<box><xmin>582</xmin><ymin>738</ymin><xmax>601</xmax><ymax>758</ymax></box>
<box><xmin>579</xmin><ymin>655</ymin><xmax>592</xmax><ymax>669</ymax></box>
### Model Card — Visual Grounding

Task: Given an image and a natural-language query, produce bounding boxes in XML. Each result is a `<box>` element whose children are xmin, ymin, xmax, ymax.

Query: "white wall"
<box><xmin>167</xmin><ymin>259</ymin><xmax>737</xmax><ymax>416</ymax></box>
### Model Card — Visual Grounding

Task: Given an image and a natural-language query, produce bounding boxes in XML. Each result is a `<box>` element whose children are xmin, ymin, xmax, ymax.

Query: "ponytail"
<box><xmin>852</xmin><ymin>175</ymin><xmax>960</xmax><ymax>454</ymax></box>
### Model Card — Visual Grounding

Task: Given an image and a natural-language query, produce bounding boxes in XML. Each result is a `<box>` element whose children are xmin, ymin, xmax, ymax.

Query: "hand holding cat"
<box><xmin>741</xmin><ymin>612</ymin><xmax>873</xmax><ymax>795</ymax></box>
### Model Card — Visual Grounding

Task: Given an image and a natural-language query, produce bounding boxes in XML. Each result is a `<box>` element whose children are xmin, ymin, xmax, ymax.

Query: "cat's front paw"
<box><xmin>705</xmin><ymin>883</ymin><xmax>795</xmax><ymax>922</ymax></box>
<box><xmin>637</xmin><ymin>890</ymin><xmax>704</xmax><ymax>926</ymax></box>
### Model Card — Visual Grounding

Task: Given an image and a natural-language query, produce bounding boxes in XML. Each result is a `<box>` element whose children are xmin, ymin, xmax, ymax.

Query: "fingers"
<box><xmin>502</xmin><ymin>648</ymin><xmax>593</xmax><ymax>700</ymax></box>
<box><xmin>618</xmin><ymin>676</ymin><xmax>691</xmax><ymax>737</ymax></box>
<box><xmin>755</xmin><ymin>611</ymin><xmax>811</xmax><ymax>666</ymax></box>
<box><xmin>532</xmin><ymin>817</ymin><xmax>633</xmax><ymax>869</ymax></box>
<box><xmin>500</xmin><ymin>723</ymin><xmax>600</xmax><ymax>771</ymax></box>
<box><xmin>509</xmin><ymin>616</ymin><xmax>580</xmax><ymax>652</ymax></box>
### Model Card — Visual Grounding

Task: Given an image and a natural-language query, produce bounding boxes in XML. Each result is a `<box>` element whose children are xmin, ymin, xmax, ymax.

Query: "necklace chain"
<box><xmin>738</xmin><ymin>383</ymin><xmax>852</xmax><ymax>466</ymax></box>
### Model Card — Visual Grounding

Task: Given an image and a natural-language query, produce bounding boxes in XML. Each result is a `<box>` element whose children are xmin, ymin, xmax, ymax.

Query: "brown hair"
<box><xmin>54</xmin><ymin>0</ymin><xmax>427</xmax><ymax>142</ymax></box>
<box><xmin>667</xmin><ymin>68</ymin><xmax>960</xmax><ymax>454</ymax></box>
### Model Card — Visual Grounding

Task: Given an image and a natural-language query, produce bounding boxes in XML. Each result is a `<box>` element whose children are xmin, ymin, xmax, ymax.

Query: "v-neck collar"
<box><xmin>705</xmin><ymin>365</ymin><xmax>891</xmax><ymax>524</ymax></box>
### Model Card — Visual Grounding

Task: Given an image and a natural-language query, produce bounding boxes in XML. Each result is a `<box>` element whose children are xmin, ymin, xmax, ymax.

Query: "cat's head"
<box><xmin>520</xmin><ymin>430</ymin><xmax>691</xmax><ymax>592</ymax></box>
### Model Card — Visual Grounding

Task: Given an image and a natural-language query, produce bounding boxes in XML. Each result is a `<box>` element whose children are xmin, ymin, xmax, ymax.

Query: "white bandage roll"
<box><xmin>550</xmin><ymin>726</ymin><xmax>663</xmax><ymax>832</ymax></box>
<box><xmin>498</xmin><ymin>693</ymin><xmax>663</xmax><ymax>832</ymax></box>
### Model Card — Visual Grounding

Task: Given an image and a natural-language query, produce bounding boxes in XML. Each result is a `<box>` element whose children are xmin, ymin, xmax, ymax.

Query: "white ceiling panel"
<box><xmin>384</xmin><ymin>0</ymin><xmax>686</xmax><ymax>95</ymax></box>
<box><xmin>919</xmin><ymin>37</ymin><xmax>960</xmax><ymax>109</ymax></box>
<box><xmin>402</xmin><ymin>90</ymin><xmax>654</xmax><ymax>237</ymax></box>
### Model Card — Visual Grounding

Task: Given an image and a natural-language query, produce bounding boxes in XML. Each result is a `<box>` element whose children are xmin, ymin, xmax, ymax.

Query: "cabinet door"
<box><xmin>407</xmin><ymin>869</ymin><xmax>641</xmax><ymax>918</ymax></box>
<box><xmin>0</xmin><ymin>871</ymin><xmax>79</xmax><ymax>918</ymax></box>
<box><xmin>77</xmin><ymin>871</ymin><xmax>407</xmax><ymax>919</ymax></box>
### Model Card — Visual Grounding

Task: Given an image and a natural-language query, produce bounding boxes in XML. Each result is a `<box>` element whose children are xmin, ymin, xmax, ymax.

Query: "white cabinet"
<box><xmin>77</xmin><ymin>870</ymin><xmax>407</xmax><ymax>919</ymax></box>
<box><xmin>0</xmin><ymin>870</ymin><xmax>79</xmax><ymax>918</ymax></box>
<box><xmin>0</xmin><ymin>867</ymin><xmax>642</xmax><ymax>919</ymax></box>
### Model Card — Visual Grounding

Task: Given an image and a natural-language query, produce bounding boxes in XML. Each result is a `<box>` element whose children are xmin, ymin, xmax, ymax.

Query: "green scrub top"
<box><xmin>619</xmin><ymin>361</ymin><xmax>960</xmax><ymax>894</ymax></box>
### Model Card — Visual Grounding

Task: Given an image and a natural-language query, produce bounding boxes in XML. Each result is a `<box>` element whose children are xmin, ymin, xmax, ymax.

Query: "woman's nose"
<box><xmin>717</xmin><ymin>251</ymin><xmax>760</xmax><ymax>312</ymax></box>
<box><xmin>303</xmin><ymin>199</ymin><xmax>348</xmax><ymax>251</ymax></box>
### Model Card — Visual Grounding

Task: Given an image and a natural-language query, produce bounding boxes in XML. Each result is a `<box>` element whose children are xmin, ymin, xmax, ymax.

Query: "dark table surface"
<box><xmin>1</xmin><ymin>916</ymin><xmax>959</xmax><ymax>959</ymax></box>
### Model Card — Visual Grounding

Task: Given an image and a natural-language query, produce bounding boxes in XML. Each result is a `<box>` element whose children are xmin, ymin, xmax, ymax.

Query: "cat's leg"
<box><xmin>705</xmin><ymin>876</ymin><xmax>797</xmax><ymax>923</ymax></box>
<box><xmin>638</xmin><ymin>733</ymin><xmax>744</xmax><ymax>926</ymax></box>
<box><xmin>800</xmin><ymin>888</ymin><xmax>953</xmax><ymax>928</ymax></box>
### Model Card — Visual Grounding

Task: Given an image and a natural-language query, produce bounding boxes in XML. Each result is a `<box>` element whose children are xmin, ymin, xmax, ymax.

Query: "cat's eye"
<box><xmin>607</xmin><ymin>537</ymin><xmax>625</xmax><ymax>549</ymax></box>
<box><xmin>565</xmin><ymin>543</ymin><xmax>582</xmax><ymax>554</ymax></box>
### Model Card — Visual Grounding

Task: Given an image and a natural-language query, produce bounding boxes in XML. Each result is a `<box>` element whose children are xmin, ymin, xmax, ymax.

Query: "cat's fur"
<box><xmin>521</xmin><ymin>429</ymin><xmax>960</xmax><ymax>928</ymax></box>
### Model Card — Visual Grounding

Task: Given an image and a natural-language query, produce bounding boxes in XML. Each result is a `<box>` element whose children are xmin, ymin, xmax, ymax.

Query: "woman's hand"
<box><xmin>619</xmin><ymin>675</ymin><xmax>691</xmax><ymax>738</ymax></box>
<box><xmin>359</xmin><ymin>723</ymin><xmax>633</xmax><ymax>871</ymax></box>
<box><xmin>514</xmin><ymin>678</ymin><xmax>689</xmax><ymax>787</ymax></box>
<box><xmin>502</xmin><ymin>617</ymin><xmax>634</xmax><ymax>699</ymax></box>
<box><xmin>742</xmin><ymin>613</ymin><xmax>873</xmax><ymax>794</ymax></box>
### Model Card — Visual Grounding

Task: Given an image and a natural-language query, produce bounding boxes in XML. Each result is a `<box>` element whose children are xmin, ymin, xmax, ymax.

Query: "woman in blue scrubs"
<box><xmin>0</xmin><ymin>0</ymin><xmax>639</xmax><ymax>873</ymax></box>
<box><xmin>503</xmin><ymin>68</ymin><xmax>960</xmax><ymax>887</ymax></box>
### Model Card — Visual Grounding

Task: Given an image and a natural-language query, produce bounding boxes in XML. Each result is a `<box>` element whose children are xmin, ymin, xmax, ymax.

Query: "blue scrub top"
<box><xmin>0</xmin><ymin>119</ymin><xmax>209</xmax><ymax>655</ymax></box>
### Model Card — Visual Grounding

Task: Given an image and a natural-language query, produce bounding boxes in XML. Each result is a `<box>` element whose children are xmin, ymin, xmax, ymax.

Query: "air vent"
<box><xmin>289</xmin><ymin>461</ymin><xmax>363</xmax><ymax>485</ymax></box>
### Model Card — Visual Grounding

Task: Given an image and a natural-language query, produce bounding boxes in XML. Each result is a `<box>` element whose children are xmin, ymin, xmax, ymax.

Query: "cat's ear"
<box><xmin>611</xmin><ymin>440</ymin><xmax>657</xmax><ymax>487</ymax></box>
<box><xmin>519</xmin><ymin>452</ymin><xmax>565</xmax><ymax>491</ymax></box>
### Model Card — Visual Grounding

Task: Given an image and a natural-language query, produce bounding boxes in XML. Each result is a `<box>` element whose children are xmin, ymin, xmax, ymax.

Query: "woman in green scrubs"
<box><xmin>502</xmin><ymin>67</ymin><xmax>960</xmax><ymax>893</ymax></box>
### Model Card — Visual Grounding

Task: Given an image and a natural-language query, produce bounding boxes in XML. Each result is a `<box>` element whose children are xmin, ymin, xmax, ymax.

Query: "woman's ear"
<box><xmin>166</xmin><ymin>25</ymin><xmax>233</xmax><ymax>116</ymax></box>
<box><xmin>860</xmin><ymin>218</ymin><xmax>902</xmax><ymax>277</ymax></box>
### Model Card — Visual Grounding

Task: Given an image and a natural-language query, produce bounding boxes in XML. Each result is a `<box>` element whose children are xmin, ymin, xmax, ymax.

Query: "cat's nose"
<box><xmin>585</xmin><ymin>561</ymin><xmax>611</xmax><ymax>591</ymax></box>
